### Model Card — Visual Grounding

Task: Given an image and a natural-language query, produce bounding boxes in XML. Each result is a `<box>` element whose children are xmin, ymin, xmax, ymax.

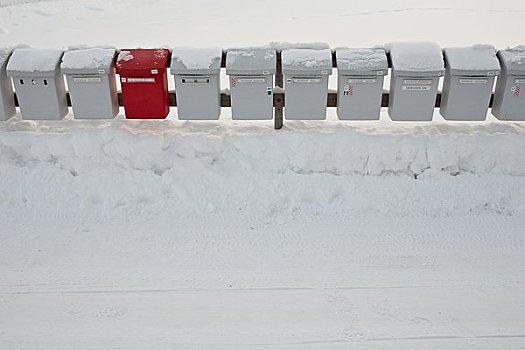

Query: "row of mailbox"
<box><xmin>1</xmin><ymin>43</ymin><xmax>525</xmax><ymax>122</ymax></box>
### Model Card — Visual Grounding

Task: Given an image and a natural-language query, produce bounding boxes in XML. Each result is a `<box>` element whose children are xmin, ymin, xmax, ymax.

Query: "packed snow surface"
<box><xmin>170</xmin><ymin>47</ymin><xmax>222</xmax><ymax>72</ymax></box>
<box><xmin>336</xmin><ymin>48</ymin><xmax>388</xmax><ymax>72</ymax></box>
<box><xmin>444</xmin><ymin>45</ymin><xmax>500</xmax><ymax>73</ymax></box>
<box><xmin>60</xmin><ymin>47</ymin><xmax>116</xmax><ymax>71</ymax></box>
<box><xmin>6</xmin><ymin>48</ymin><xmax>63</xmax><ymax>74</ymax></box>
<box><xmin>498</xmin><ymin>45</ymin><xmax>525</xmax><ymax>72</ymax></box>
<box><xmin>226</xmin><ymin>48</ymin><xmax>276</xmax><ymax>74</ymax></box>
<box><xmin>282</xmin><ymin>48</ymin><xmax>333</xmax><ymax>71</ymax></box>
<box><xmin>387</xmin><ymin>42</ymin><xmax>445</xmax><ymax>74</ymax></box>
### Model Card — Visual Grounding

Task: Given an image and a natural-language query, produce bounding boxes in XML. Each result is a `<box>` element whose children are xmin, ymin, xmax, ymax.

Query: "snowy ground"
<box><xmin>1</xmin><ymin>0</ymin><xmax>525</xmax><ymax>349</ymax></box>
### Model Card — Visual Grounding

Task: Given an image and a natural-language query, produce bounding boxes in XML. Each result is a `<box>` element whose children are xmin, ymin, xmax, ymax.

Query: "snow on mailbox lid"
<box><xmin>226</xmin><ymin>48</ymin><xmax>276</xmax><ymax>76</ymax></box>
<box><xmin>336</xmin><ymin>47</ymin><xmax>388</xmax><ymax>76</ymax></box>
<box><xmin>170</xmin><ymin>47</ymin><xmax>222</xmax><ymax>75</ymax></box>
<box><xmin>444</xmin><ymin>45</ymin><xmax>500</xmax><ymax>76</ymax></box>
<box><xmin>281</xmin><ymin>48</ymin><xmax>333</xmax><ymax>76</ymax></box>
<box><xmin>115</xmin><ymin>48</ymin><xmax>169</xmax><ymax>76</ymax></box>
<box><xmin>6</xmin><ymin>48</ymin><xmax>64</xmax><ymax>78</ymax></box>
<box><xmin>61</xmin><ymin>48</ymin><xmax>116</xmax><ymax>75</ymax></box>
<box><xmin>386</xmin><ymin>42</ymin><xmax>445</xmax><ymax>77</ymax></box>
<box><xmin>497</xmin><ymin>46</ymin><xmax>525</xmax><ymax>76</ymax></box>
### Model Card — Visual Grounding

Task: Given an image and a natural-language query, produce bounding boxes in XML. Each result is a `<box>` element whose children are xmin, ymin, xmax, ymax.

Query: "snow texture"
<box><xmin>336</xmin><ymin>48</ymin><xmax>388</xmax><ymax>73</ymax></box>
<box><xmin>226</xmin><ymin>48</ymin><xmax>276</xmax><ymax>74</ymax></box>
<box><xmin>498</xmin><ymin>45</ymin><xmax>525</xmax><ymax>73</ymax></box>
<box><xmin>61</xmin><ymin>47</ymin><xmax>116</xmax><ymax>71</ymax></box>
<box><xmin>386</xmin><ymin>42</ymin><xmax>445</xmax><ymax>74</ymax></box>
<box><xmin>444</xmin><ymin>45</ymin><xmax>500</xmax><ymax>73</ymax></box>
<box><xmin>116</xmin><ymin>50</ymin><xmax>134</xmax><ymax>62</ymax></box>
<box><xmin>267</xmin><ymin>42</ymin><xmax>331</xmax><ymax>51</ymax></box>
<box><xmin>170</xmin><ymin>47</ymin><xmax>222</xmax><ymax>72</ymax></box>
<box><xmin>6</xmin><ymin>48</ymin><xmax>63</xmax><ymax>74</ymax></box>
<box><xmin>281</xmin><ymin>48</ymin><xmax>333</xmax><ymax>71</ymax></box>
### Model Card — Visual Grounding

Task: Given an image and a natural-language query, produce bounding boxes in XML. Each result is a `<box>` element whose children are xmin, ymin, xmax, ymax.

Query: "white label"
<box><xmin>73</xmin><ymin>76</ymin><xmax>102</xmax><ymax>83</ymax></box>
<box><xmin>376</xmin><ymin>71</ymin><xmax>384</xmax><ymax>76</ymax></box>
<box><xmin>321</xmin><ymin>70</ymin><xmax>329</xmax><ymax>75</ymax></box>
<box><xmin>459</xmin><ymin>79</ymin><xmax>488</xmax><ymax>84</ymax></box>
<box><xmin>98</xmin><ymin>69</ymin><xmax>106</xmax><ymax>74</ymax></box>
<box><xmin>262</xmin><ymin>71</ymin><xmax>270</xmax><ymax>75</ymax></box>
<box><xmin>121</xmin><ymin>78</ymin><xmax>127</xmax><ymax>83</ymax></box>
<box><xmin>348</xmin><ymin>78</ymin><xmax>377</xmax><ymax>84</ymax></box>
<box><xmin>237</xmin><ymin>78</ymin><xmax>266</xmax><ymax>83</ymax></box>
<box><xmin>181</xmin><ymin>77</ymin><xmax>210</xmax><ymax>84</ymax></box>
<box><xmin>515</xmin><ymin>79</ymin><xmax>525</xmax><ymax>84</ymax></box>
<box><xmin>151</xmin><ymin>69</ymin><xmax>159</xmax><ymax>75</ymax></box>
<box><xmin>487</xmin><ymin>71</ymin><xmax>496</xmax><ymax>76</ymax></box>
<box><xmin>402</xmin><ymin>86</ymin><xmax>431</xmax><ymax>91</ymax></box>
<box><xmin>126</xmin><ymin>77</ymin><xmax>156</xmax><ymax>83</ymax></box>
<box><xmin>403</xmin><ymin>79</ymin><xmax>432</xmax><ymax>85</ymax></box>
<box><xmin>291</xmin><ymin>77</ymin><xmax>322</xmax><ymax>84</ymax></box>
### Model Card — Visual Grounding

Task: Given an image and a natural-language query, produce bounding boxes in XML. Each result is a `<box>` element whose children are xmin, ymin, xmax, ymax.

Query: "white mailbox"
<box><xmin>336</xmin><ymin>48</ymin><xmax>388</xmax><ymax>120</ymax></box>
<box><xmin>226</xmin><ymin>48</ymin><xmax>276</xmax><ymax>120</ymax></box>
<box><xmin>7</xmin><ymin>48</ymin><xmax>68</xmax><ymax>120</ymax></box>
<box><xmin>0</xmin><ymin>48</ymin><xmax>16</xmax><ymax>121</ymax></box>
<box><xmin>440</xmin><ymin>45</ymin><xmax>500</xmax><ymax>121</ymax></box>
<box><xmin>387</xmin><ymin>42</ymin><xmax>445</xmax><ymax>121</ymax></box>
<box><xmin>493</xmin><ymin>46</ymin><xmax>525</xmax><ymax>121</ymax></box>
<box><xmin>61</xmin><ymin>48</ymin><xmax>118</xmax><ymax>119</ymax></box>
<box><xmin>282</xmin><ymin>48</ymin><xmax>332</xmax><ymax>120</ymax></box>
<box><xmin>171</xmin><ymin>47</ymin><xmax>222</xmax><ymax>120</ymax></box>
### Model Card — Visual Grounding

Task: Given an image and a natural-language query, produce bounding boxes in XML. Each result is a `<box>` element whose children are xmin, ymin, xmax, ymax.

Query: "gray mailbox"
<box><xmin>0</xmin><ymin>48</ymin><xmax>15</xmax><ymax>121</ymax></box>
<box><xmin>440</xmin><ymin>45</ymin><xmax>500</xmax><ymax>121</ymax></box>
<box><xmin>61</xmin><ymin>48</ymin><xmax>118</xmax><ymax>119</ymax></box>
<box><xmin>226</xmin><ymin>48</ymin><xmax>276</xmax><ymax>120</ymax></box>
<box><xmin>492</xmin><ymin>46</ymin><xmax>525</xmax><ymax>121</ymax></box>
<box><xmin>387</xmin><ymin>42</ymin><xmax>444</xmax><ymax>121</ymax></box>
<box><xmin>282</xmin><ymin>48</ymin><xmax>332</xmax><ymax>120</ymax></box>
<box><xmin>171</xmin><ymin>47</ymin><xmax>222</xmax><ymax>120</ymax></box>
<box><xmin>7</xmin><ymin>48</ymin><xmax>68</xmax><ymax>120</ymax></box>
<box><xmin>336</xmin><ymin>48</ymin><xmax>388</xmax><ymax>120</ymax></box>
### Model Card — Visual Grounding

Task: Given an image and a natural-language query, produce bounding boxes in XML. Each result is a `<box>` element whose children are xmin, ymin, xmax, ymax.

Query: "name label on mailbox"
<box><xmin>403</xmin><ymin>80</ymin><xmax>432</xmax><ymax>85</ymax></box>
<box><xmin>237</xmin><ymin>78</ymin><xmax>266</xmax><ymax>83</ymax></box>
<box><xmin>73</xmin><ymin>76</ymin><xmax>102</xmax><ymax>84</ymax></box>
<box><xmin>515</xmin><ymin>79</ymin><xmax>525</xmax><ymax>84</ymax></box>
<box><xmin>181</xmin><ymin>77</ymin><xmax>210</xmax><ymax>84</ymax></box>
<box><xmin>459</xmin><ymin>79</ymin><xmax>488</xmax><ymax>84</ymax></box>
<box><xmin>402</xmin><ymin>86</ymin><xmax>431</xmax><ymax>91</ymax></box>
<box><xmin>124</xmin><ymin>77</ymin><xmax>156</xmax><ymax>83</ymax></box>
<box><xmin>348</xmin><ymin>78</ymin><xmax>377</xmax><ymax>84</ymax></box>
<box><xmin>290</xmin><ymin>78</ymin><xmax>322</xmax><ymax>84</ymax></box>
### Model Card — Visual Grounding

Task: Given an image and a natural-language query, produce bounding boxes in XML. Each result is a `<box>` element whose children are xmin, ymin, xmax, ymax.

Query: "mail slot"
<box><xmin>171</xmin><ymin>47</ymin><xmax>222</xmax><ymax>120</ymax></box>
<box><xmin>336</xmin><ymin>48</ymin><xmax>388</xmax><ymax>120</ymax></box>
<box><xmin>226</xmin><ymin>48</ymin><xmax>276</xmax><ymax>120</ymax></box>
<box><xmin>282</xmin><ymin>48</ymin><xmax>332</xmax><ymax>120</ymax></box>
<box><xmin>116</xmin><ymin>48</ymin><xmax>170</xmax><ymax>119</ymax></box>
<box><xmin>492</xmin><ymin>47</ymin><xmax>525</xmax><ymax>121</ymax></box>
<box><xmin>440</xmin><ymin>45</ymin><xmax>500</xmax><ymax>121</ymax></box>
<box><xmin>0</xmin><ymin>48</ymin><xmax>15</xmax><ymax>121</ymax></box>
<box><xmin>61</xmin><ymin>48</ymin><xmax>118</xmax><ymax>119</ymax></box>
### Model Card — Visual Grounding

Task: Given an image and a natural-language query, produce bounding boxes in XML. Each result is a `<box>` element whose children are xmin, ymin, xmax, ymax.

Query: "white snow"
<box><xmin>444</xmin><ymin>45</ymin><xmax>500</xmax><ymax>72</ymax></box>
<box><xmin>267</xmin><ymin>42</ymin><xmax>331</xmax><ymax>51</ymax></box>
<box><xmin>226</xmin><ymin>48</ymin><xmax>276</xmax><ymax>73</ymax></box>
<box><xmin>336</xmin><ymin>48</ymin><xmax>388</xmax><ymax>72</ymax></box>
<box><xmin>170</xmin><ymin>47</ymin><xmax>222</xmax><ymax>71</ymax></box>
<box><xmin>281</xmin><ymin>48</ymin><xmax>332</xmax><ymax>70</ymax></box>
<box><xmin>6</xmin><ymin>48</ymin><xmax>63</xmax><ymax>74</ymax></box>
<box><xmin>386</xmin><ymin>42</ymin><xmax>445</xmax><ymax>73</ymax></box>
<box><xmin>0</xmin><ymin>48</ymin><xmax>12</xmax><ymax>66</ymax></box>
<box><xmin>60</xmin><ymin>47</ymin><xmax>116</xmax><ymax>70</ymax></box>
<box><xmin>116</xmin><ymin>50</ymin><xmax>134</xmax><ymax>62</ymax></box>
<box><xmin>498</xmin><ymin>45</ymin><xmax>525</xmax><ymax>72</ymax></box>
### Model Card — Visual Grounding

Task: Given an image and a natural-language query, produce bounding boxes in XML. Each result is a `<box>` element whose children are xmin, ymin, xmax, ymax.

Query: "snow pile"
<box><xmin>61</xmin><ymin>48</ymin><xmax>116</xmax><ymax>71</ymax></box>
<box><xmin>226</xmin><ymin>48</ymin><xmax>276</xmax><ymax>74</ymax></box>
<box><xmin>336</xmin><ymin>48</ymin><xmax>388</xmax><ymax>72</ymax></box>
<box><xmin>117</xmin><ymin>50</ymin><xmax>134</xmax><ymax>62</ymax></box>
<box><xmin>281</xmin><ymin>48</ymin><xmax>332</xmax><ymax>71</ymax></box>
<box><xmin>498</xmin><ymin>45</ymin><xmax>525</xmax><ymax>73</ymax></box>
<box><xmin>267</xmin><ymin>42</ymin><xmax>331</xmax><ymax>51</ymax></box>
<box><xmin>387</xmin><ymin>42</ymin><xmax>445</xmax><ymax>74</ymax></box>
<box><xmin>6</xmin><ymin>48</ymin><xmax>63</xmax><ymax>74</ymax></box>
<box><xmin>444</xmin><ymin>45</ymin><xmax>500</xmax><ymax>72</ymax></box>
<box><xmin>1</xmin><ymin>119</ymin><xmax>525</xmax><ymax>224</ymax></box>
<box><xmin>170</xmin><ymin>47</ymin><xmax>222</xmax><ymax>72</ymax></box>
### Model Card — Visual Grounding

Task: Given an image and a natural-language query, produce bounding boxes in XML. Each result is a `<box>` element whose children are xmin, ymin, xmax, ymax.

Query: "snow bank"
<box><xmin>387</xmin><ymin>42</ymin><xmax>445</xmax><ymax>74</ymax></box>
<box><xmin>61</xmin><ymin>48</ymin><xmax>116</xmax><ymax>71</ymax></box>
<box><xmin>1</xmin><ymin>118</ymin><xmax>525</xmax><ymax>224</ymax></box>
<box><xmin>6</xmin><ymin>48</ymin><xmax>63</xmax><ymax>74</ymax></box>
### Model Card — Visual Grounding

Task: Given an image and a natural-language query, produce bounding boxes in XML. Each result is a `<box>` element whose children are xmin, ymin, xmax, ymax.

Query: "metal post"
<box><xmin>274</xmin><ymin>51</ymin><xmax>284</xmax><ymax>130</ymax></box>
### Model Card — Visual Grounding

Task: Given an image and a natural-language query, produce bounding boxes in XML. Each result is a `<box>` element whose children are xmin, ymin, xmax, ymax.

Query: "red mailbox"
<box><xmin>116</xmin><ymin>48</ymin><xmax>170</xmax><ymax>119</ymax></box>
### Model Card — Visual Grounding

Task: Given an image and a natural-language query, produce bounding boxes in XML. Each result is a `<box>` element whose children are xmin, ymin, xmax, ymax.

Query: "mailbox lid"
<box><xmin>498</xmin><ymin>46</ymin><xmax>525</xmax><ymax>76</ymax></box>
<box><xmin>336</xmin><ymin>47</ymin><xmax>388</xmax><ymax>76</ymax></box>
<box><xmin>6</xmin><ymin>48</ymin><xmax>64</xmax><ymax>78</ymax></box>
<box><xmin>61</xmin><ymin>48</ymin><xmax>116</xmax><ymax>75</ymax></box>
<box><xmin>116</xmin><ymin>48</ymin><xmax>170</xmax><ymax>76</ymax></box>
<box><xmin>444</xmin><ymin>45</ymin><xmax>501</xmax><ymax>76</ymax></box>
<box><xmin>387</xmin><ymin>42</ymin><xmax>445</xmax><ymax>77</ymax></box>
<box><xmin>226</xmin><ymin>48</ymin><xmax>276</xmax><ymax>75</ymax></box>
<box><xmin>282</xmin><ymin>49</ymin><xmax>333</xmax><ymax>76</ymax></box>
<box><xmin>170</xmin><ymin>47</ymin><xmax>222</xmax><ymax>75</ymax></box>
